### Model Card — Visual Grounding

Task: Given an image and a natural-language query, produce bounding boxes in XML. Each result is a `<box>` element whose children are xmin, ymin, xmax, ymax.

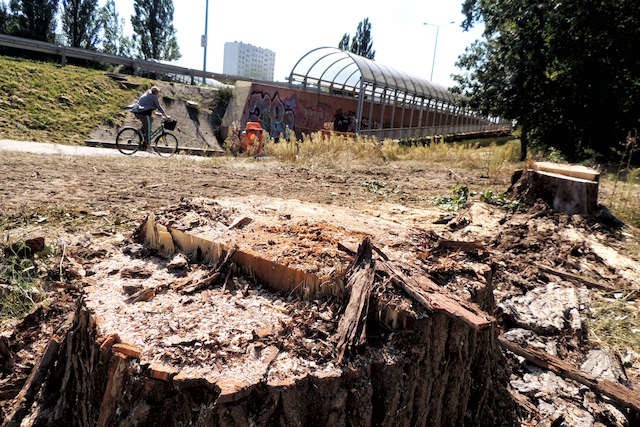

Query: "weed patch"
<box><xmin>435</xmin><ymin>185</ymin><xmax>470</xmax><ymax>211</ymax></box>
<box><xmin>480</xmin><ymin>190</ymin><xmax>521</xmax><ymax>211</ymax></box>
<box><xmin>0</xmin><ymin>240</ymin><xmax>47</xmax><ymax>319</ymax></box>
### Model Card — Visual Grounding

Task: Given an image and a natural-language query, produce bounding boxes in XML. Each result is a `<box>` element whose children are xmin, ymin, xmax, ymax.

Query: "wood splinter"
<box><xmin>334</xmin><ymin>237</ymin><xmax>376</xmax><ymax>363</ymax></box>
<box><xmin>183</xmin><ymin>247</ymin><xmax>237</xmax><ymax>294</ymax></box>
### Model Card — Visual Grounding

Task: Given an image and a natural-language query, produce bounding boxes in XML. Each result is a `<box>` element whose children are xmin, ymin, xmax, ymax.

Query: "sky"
<box><xmin>109</xmin><ymin>0</ymin><xmax>484</xmax><ymax>88</ymax></box>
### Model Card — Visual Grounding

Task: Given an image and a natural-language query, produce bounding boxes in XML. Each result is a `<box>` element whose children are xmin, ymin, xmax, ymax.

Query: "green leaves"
<box><xmin>455</xmin><ymin>0</ymin><xmax>640</xmax><ymax>162</ymax></box>
<box><xmin>435</xmin><ymin>185</ymin><xmax>470</xmax><ymax>211</ymax></box>
<box><xmin>338</xmin><ymin>17</ymin><xmax>375</xmax><ymax>60</ymax></box>
<box><xmin>131</xmin><ymin>0</ymin><xmax>181</xmax><ymax>61</ymax></box>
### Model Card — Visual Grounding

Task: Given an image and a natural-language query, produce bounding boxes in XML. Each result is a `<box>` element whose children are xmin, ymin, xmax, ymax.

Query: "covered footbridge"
<box><xmin>288</xmin><ymin>47</ymin><xmax>509</xmax><ymax>139</ymax></box>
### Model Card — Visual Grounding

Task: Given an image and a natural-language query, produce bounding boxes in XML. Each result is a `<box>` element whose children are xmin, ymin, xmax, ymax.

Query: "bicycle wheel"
<box><xmin>154</xmin><ymin>132</ymin><xmax>179</xmax><ymax>157</ymax></box>
<box><xmin>115</xmin><ymin>127</ymin><xmax>142</xmax><ymax>155</ymax></box>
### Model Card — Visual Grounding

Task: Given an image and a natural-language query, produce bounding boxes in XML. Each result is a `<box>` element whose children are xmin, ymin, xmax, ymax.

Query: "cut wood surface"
<box><xmin>532</xmin><ymin>161</ymin><xmax>600</xmax><ymax>182</ymax></box>
<box><xmin>509</xmin><ymin>169</ymin><xmax>599</xmax><ymax>215</ymax></box>
<box><xmin>535</xmin><ymin>262</ymin><xmax>617</xmax><ymax>292</ymax></box>
<box><xmin>498</xmin><ymin>336</ymin><xmax>640</xmax><ymax>414</ymax></box>
<box><xmin>378</xmin><ymin>260</ymin><xmax>493</xmax><ymax>330</ymax></box>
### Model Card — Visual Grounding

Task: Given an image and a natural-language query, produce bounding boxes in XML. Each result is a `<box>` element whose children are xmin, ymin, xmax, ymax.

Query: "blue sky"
<box><xmin>109</xmin><ymin>0</ymin><xmax>484</xmax><ymax>87</ymax></box>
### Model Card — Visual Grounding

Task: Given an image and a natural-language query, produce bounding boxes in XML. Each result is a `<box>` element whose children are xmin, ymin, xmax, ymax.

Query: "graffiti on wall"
<box><xmin>246</xmin><ymin>91</ymin><xmax>296</xmax><ymax>137</ymax></box>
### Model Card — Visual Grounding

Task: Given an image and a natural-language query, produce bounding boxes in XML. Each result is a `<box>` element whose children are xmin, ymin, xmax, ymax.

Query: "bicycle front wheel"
<box><xmin>154</xmin><ymin>132</ymin><xmax>179</xmax><ymax>157</ymax></box>
<box><xmin>115</xmin><ymin>127</ymin><xmax>142</xmax><ymax>155</ymax></box>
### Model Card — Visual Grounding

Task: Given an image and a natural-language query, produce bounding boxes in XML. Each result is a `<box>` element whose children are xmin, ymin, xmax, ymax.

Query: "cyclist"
<box><xmin>129</xmin><ymin>86</ymin><xmax>169</xmax><ymax>147</ymax></box>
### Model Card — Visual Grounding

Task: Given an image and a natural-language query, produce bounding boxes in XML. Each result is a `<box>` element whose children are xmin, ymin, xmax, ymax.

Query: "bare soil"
<box><xmin>0</xmin><ymin>151</ymin><xmax>489</xmax><ymax>234</ymax></box>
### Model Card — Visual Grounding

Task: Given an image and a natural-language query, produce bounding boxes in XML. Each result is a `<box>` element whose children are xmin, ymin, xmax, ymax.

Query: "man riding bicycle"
<box><xmin>129</xmin><ymin>86</ymin><xmax>169</xmax><ymax>147</ymax></box>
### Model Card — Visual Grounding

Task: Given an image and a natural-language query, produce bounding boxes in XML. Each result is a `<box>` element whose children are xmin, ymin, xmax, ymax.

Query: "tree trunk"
<box><xmin>15</xmin><ymin>301</ymin><xmax>513</xmax><ymax>427</ymax></box>
<box><xmin>520</xmin><ymin>122</ymin><xmax>528</xmax><ymax>161</ymax></box>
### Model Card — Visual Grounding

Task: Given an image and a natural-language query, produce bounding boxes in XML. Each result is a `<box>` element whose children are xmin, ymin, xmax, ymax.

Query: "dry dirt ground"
<box><xmin>1</xmin><ymin>149</ymin><xmax>639</xmax><ymax>425</ymax></box>
<box><xmin>0</xmin><ymin>150</ymin><xmax>486</xmax><ymax>234</ymax></box>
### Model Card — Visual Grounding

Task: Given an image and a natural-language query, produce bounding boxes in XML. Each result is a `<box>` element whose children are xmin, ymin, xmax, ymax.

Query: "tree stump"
<box><xmin>509</xmin><ymin>162</ymin><xmax>600</xmax><ymax>215</ymax></box>
<box><xmin>9</xmin><ymin>197</ymin><xmax>516</xmax><ymax>426</ymax></box>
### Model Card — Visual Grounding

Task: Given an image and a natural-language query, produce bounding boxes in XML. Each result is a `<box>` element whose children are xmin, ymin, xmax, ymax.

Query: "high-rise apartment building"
<box><xmin>223</xmin><ymin>42</ymin><xmax>276</xmax><ymax>81</ymax></box>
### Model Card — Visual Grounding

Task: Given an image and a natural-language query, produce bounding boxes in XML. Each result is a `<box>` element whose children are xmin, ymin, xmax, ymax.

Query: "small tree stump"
<box><xmin>508</xmin><ymin>162</ymin><xmax>600</xmax><ymax>215</ymax></box>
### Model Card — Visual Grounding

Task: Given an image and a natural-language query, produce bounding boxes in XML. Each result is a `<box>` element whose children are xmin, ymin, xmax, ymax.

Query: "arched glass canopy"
<box><xmin>288</xmin><ymin>47</ymin><xmax>454</xmax><ymax>102</ymax></box>
<box><xmin>287</xmin><ymin>47</ymin><xmax>510</xmax><ymax>138</ymax></box>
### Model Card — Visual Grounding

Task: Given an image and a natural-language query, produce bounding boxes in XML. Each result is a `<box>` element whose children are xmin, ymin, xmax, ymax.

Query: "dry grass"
<box><xmin>602</xmin><ymin>168</ymin><xmax>640</xmax><ymax>228</ymax></box>
<box><xmin>263</xmin><ymin>132</ymin><xmax>386</xmax><ymax>167</ymax></box>
<box><xmin>264</xmin><ymin>132</ymin><xmax>521</xmax><ymax>179</ymax></box>
<box><xmin>589</xmin><ymin>294</ymin><xmax>640</xmax><ymax>356</ymax></box>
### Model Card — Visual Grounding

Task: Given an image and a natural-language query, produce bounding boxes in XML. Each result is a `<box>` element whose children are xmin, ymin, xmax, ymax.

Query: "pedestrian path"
<box><xmin>0</xmin><ymin>139</ymin><xmax>218</xmax><ymax>160</ymax></box>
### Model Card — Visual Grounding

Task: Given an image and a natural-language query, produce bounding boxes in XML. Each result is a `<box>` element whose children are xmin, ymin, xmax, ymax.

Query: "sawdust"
<box><xmin>85</xmin><ymin>247</ymin><xmax>341</xmax><ymax>386</ymax></box>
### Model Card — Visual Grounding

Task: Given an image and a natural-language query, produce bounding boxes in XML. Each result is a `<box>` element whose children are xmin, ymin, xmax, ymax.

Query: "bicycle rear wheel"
<box><xmin>154</xmin><ymin>132</ymin><xmax>179</xmax><ymax>157</ymax></box>
<box><xmin>115</xmin><ymin>127</ymin><xmax>142</xmax><ymax>155</ymax></box>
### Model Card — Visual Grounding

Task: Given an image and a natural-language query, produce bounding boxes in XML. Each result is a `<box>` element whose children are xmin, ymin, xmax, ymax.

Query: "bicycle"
<box><xmin>115</xmin><ymin>117</ymin><xmax>179</xmax><ymax>157</ymax></box>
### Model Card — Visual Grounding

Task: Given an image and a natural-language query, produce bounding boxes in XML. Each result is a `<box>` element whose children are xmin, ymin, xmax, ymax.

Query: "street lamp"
<box><xmin>202</xmin><ymin>0</ymin><xmax>209</xmax><ymax>82</ymax></box>
<box><xmin>423</xmin><ymin>21</ymin><xmax>455</xmax><ymax>81</ymax></box>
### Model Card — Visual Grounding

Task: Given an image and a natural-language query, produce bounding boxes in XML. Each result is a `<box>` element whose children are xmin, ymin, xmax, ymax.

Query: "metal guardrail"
<box><xmin>0</xmin><ymin>33</ymin><xmax>243</xmax><ymax>84</ymax></box>
<box><xmin>359</xmin><ymin>123</ymin><xmax>511</xmax><ymax>140</ymax></box>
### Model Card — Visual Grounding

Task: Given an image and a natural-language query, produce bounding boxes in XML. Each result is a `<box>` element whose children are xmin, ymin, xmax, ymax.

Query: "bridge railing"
<box><xmin>0</xmin><ymin>33</ymin><xmax>241</xmax><ymax>85</ymax></box>
<box><xmin>359</xmin><ymin>122</ymin><xmax>511</xmax><ymax>140</ymax></box>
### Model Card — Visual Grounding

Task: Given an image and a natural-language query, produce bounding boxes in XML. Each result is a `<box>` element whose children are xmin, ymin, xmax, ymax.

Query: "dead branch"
<box><xmin>535</xmin><ymin>262</ymin><xmax>616</xmax><ymax>292</ymax></box>
<box><xmin>498</xmin><ymin>336</ymin><xmax>640</xmax><ymax>414</ymax></box>
<box><xmin>334</xmin><ymin>237</ymin><xmax>376</xmax><ymax>363</ymax></box>
<box><xmin>337</xmin><ymin>240</ymin><xmax>493</xmax><ymax>330</ymax></box>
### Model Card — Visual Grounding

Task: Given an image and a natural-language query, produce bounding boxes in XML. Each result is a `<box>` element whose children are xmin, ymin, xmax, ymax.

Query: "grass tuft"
<box><xmin>588</xmin><ymin>295</ymin><xmax>640</xmax><ymax>356</ymax></box>
<box><xmin>0</xmin><ymin>239</ymin><xmax>45</xmax><ymax>319</ymax></box>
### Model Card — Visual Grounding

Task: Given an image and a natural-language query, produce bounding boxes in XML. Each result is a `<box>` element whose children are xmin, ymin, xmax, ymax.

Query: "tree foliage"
<box><xmin>61</xmin><ymin>0</ymin><xmax>100</xmax><ymax>49</ymax></box>
<box><xmin>338</xmin><ymin>17</ymin><xmax>375</xmax><ymax>60</ymax></box>
<box><xmin>131</xmin><ymin>0</ymin><xmax>180</xmax><ymax>61</ymax></box>
<box><xmin>99</xmin><ymin>0</ymin><xmax>132</xmax><ymax>56</ymax></box>
<box><xmin>8</xmin><ymin>0</ymin><xmax>58</xmax><ymax>42</ymax></box>
<box><xmin>0</xmin><ymin>1</ymin><xmax>10</xmax><ymax>33</ymax></box>
<box><xmin>454</xmin><ymin>0</ymin><xmax>640</xmax><ymax>161</ymax></box>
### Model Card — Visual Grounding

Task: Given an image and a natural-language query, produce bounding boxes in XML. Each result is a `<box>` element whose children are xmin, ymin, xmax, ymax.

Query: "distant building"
<box><xmin>223</xmin><ymin>41</ymin><xmax>275</xmax><ymax>81</ymax></box>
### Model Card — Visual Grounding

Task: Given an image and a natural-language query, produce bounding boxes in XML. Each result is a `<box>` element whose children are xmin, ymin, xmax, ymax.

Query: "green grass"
<box><xmin>0</xmin><ymin>56</ymin><xmax>145</xmax><ymax>144</ymax></box>
<box><xmin>0</xmin><ymin>239</ymin><xmax>46</xmax><ymax>320</ymax></box>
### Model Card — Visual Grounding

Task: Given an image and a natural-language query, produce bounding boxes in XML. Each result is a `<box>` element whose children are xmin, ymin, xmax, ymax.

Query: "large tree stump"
<box><xmin>10</xmin><ymin>197</ymin><xmax>515</xmax><ymax>426</ymax></box>
<box><xmin>509</xmin><ymin>162</ymin><xmax>600</xmax><ymax>215</ymax></box>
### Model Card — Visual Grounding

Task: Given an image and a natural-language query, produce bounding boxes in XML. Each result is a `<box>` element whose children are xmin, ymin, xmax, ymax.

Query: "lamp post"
<box><xmin>423</xmin><ymin>21</ymin><xmax>455</xmax><ymax>81</ymax></box>
<box><xmin>202</xmin><ymin>0</ymin><xmax>209</xmax><ymax>82</ymax></box>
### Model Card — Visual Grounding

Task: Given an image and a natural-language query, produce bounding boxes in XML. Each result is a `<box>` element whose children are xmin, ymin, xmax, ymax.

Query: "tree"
<box><xmin>9</xmin><ymin>0</ymin><xmax>58</xmax><ymax>42</ymax></box>
<box><xmin>0</xmin><ymin>1</ymin><xmax>11</xmax><ymax>33</ymax></box>
<box><xmin>338</xmin><ymin>17</ymin><xmax>375</xmax><ymax>60</ymax></box>
<box><xmin>454</xmin><ymin>0</ymin><xmax>640</xmax><ymax>162</ymax></box>
<box><xmin>99</xmin><ymin>0</ymin><xmax>132</xmax><ymax>56</ymax></box>
<box><xmin>338</xmin><ymin>33</ymin><xmax>350</xmax><ymax>51</ymax></box>
<box><xmin>130</xmin><ymin>0</ymin><xmax>180</xmax><ymax>61</ymax></box>
<box><xmin>61</xmin><ymin>0</ymin><xmax>100</xmax><ymax>49</ymax></box>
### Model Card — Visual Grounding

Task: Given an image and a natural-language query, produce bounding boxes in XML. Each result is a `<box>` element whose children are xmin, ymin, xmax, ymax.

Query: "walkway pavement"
<box><xmin>0</xmin><ymin>139</ymin><xmax>219</xmax><ymax>160</ymax></box>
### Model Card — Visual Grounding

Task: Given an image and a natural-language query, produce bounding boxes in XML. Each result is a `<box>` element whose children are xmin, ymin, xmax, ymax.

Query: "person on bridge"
<box><xmin>129</xmin><ymin>86</ymin><xmax>168</xmax><ymax>147</ymax></box>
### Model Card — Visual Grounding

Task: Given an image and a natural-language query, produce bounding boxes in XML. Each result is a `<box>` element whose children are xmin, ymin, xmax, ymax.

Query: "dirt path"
<box><xmin>0</xmin><ymin>142</ymin><xmax>505</xmax><ymax>239</ymax></box>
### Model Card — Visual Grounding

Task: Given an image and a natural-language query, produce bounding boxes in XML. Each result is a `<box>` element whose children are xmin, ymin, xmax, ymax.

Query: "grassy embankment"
<box><xmin>0</xmin><ymin>55</ymin><xmax>143</xmax><ymax>144</ymax></box>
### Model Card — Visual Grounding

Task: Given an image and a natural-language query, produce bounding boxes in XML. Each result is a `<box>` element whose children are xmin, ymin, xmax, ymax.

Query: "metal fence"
<box><xmin>0</xmin><ymin>33</ymin><xmax>238</xmax><ymax>85</ymax></box>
